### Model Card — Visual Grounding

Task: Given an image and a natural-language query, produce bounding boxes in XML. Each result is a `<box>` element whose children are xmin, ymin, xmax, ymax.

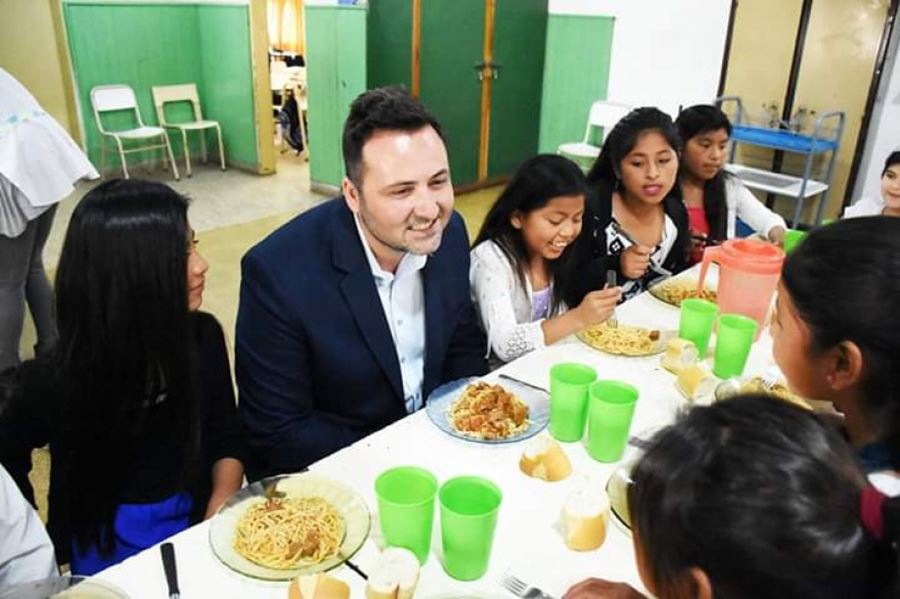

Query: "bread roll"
<box><xmin>287</xmin><ymin>574</ymin><xmax>350</xmax><ymax>599</ymax></box>
<box><xmin>676</xmin><ymin>364</ymin><xmax>718</xmax><ymax>404</ymax></box>
<box><xmin>519</xmin><ymin>434</ymin><xmax>572</xmax><ymax>482</ymax></box>
<box><xmin>561</xmin><ymin>483</ymin><xmax>610</xmax><ymax>551</ymax></box>
<box><xmin>365</xmin><ymin>547</ymin><xmax>420</xmax><ymax>599</ymax></box>
<box><xmin>661</xmin><ymin>338</ymin><xmax>699</xmax><ymax>374</ymax></box>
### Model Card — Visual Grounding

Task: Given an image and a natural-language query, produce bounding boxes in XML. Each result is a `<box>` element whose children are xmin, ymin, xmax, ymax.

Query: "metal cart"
<box><xmin>715</xmin><ymin>96</ymin><xmax>845</xmax><ymax>227</ymax></box>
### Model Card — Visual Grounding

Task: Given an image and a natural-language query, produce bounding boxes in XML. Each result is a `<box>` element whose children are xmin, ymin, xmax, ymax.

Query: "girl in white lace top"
<box><xmin>470</xmin><ymin>155</ymin><xmax>621</xmax><ymax>365</ymax></box>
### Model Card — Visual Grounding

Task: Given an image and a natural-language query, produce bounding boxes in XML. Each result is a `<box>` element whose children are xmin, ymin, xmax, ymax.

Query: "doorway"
<box><xmin>267</xmin><ymin>0</ymin><xmax>310</xmax><ymax>161</ymax></box>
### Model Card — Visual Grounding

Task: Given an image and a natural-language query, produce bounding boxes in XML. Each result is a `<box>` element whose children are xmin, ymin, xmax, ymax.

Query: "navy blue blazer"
<box><xmin>236</xmin><ymin>198</ymin><xmax>487</xmax><ymax>480</ymax></box>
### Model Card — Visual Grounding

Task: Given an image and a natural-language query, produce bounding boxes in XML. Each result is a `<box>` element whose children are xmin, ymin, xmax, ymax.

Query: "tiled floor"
<box><xmin>44</xmin><ymin>151</ymin><xmax>325</xmax><ymax>270</ymax></box>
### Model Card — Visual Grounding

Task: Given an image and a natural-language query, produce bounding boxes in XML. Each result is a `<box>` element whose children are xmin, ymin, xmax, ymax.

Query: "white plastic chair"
<box><xmin>152</xmin><ymin>83</ymin><xmax>225</xmax><ymax>177</ymax></box>
<box><xmin>558</xmin><ymin>100</ymin><xmax>633</xmax><ymax>161</ymax></box>
<box><xmin>90</xmin><ymin>84</ymin><xmax>179</xmax><ymax>180</ymax></box>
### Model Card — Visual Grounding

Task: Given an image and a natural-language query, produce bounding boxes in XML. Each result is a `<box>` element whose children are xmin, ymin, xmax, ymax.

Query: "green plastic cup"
<box><xmin>713</xmin><ymin>314</ymin><xmax>759</xmax><ymax>378</ymax></box>
<box><xmin>783</xmin><ymin>228</ymin><xmax>808</xmax><ymax>253</ymax></box>
<box><xmin>585</xmin><ymin>380</ymin><xmax>640</xmax><ymax>462</ymax></box>
<box><xmin>678</xmin><ymin>298</ymin><xmax>719</xmax><ymax>358</ymax></box>
<box><xmin>439</xmin><ymin>476</ymin><xmax>502</xmax><ymax>581</ymax></box>
<box><xmin>375</xmin><ymin>466</ymin><xmax>438</xmax><ymax>564</ymax></box>
<box><xmin>549</xmin><ymin>363</ymin><xmax>598</xmax><ymax>442</ymax></box>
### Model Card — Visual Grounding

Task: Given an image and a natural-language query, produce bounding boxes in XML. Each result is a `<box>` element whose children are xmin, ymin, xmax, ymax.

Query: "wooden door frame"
<box><xmin>50</xmin><ymin>0</ymin><xmax>84</xmax><ymax>146</ymax></box>
<box><xmin>477</xmin><ymin>0</ymin><xmax>496</xmax><ymax>181</ymax></box>
<box><xmin>716</xmin><ymin>0</ymin><xmax>738</xmax><ymax>97</ymax></box>
<box><xmin>411</xmin><ymin>0</ymin><xmax>421</xmax><ymax>96</ymax></box>
<box><xmin>250</xmin><ymin>0</ymin><xmax>277</xmax><ymax>175</ymax></box>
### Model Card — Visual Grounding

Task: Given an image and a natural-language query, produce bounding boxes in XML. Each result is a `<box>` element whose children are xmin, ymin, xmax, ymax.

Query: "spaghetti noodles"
<box><xmin>578</xmin><ymin>323</ymin><xmax>663</xmax><ymax>356</ymax></box>
<box><xmin>650</xmin><ymin>280</ymin><xmax>717</xmax><ymax>307</ymax></box>
<box><xmin>233</xmin><ymin>496</ymin><xmax>344</xmax><ymax>570</ymax></box>
<box><xmin>448</xmin><ymin>381</ymin><xmax>530</xmax><ymax>440</ymax></box>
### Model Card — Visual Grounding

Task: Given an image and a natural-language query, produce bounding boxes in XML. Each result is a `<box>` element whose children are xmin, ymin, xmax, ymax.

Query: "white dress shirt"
<box><xmin>354</xmin><ymin>215</ymin><xmax>427</xmax><ymax>413</ymax></box>
<box><xmin>0</xmin><ymin>464</ymin><xmax>57</xmax><ymax>587</ymax></box>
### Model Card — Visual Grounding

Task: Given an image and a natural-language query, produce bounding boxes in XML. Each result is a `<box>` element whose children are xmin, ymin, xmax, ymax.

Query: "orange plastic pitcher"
<box><xmin>696</xmin><ymin>239</ymin><xmax>785</xmax><ymax>338</ymax></box>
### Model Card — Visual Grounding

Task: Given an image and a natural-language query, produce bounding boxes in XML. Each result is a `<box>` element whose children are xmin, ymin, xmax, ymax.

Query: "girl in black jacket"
<box><xmin>565</xmin><ymin>107</ymin><xmax>689</xmax><ymax>306</ymax></box>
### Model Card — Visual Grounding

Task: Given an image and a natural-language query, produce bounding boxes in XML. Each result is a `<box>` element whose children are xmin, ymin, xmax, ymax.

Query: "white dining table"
<box><xmin>93</xmin><ymin>266</ymin><xmax>777</xmax><ymax>598</ymax></box>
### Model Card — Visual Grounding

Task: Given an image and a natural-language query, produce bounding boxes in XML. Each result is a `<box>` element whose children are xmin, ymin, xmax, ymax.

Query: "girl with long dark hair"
<box><xmin>0</xmin><ymin>179</ymin><xmax>244</xmax><ymax>574</ymax></box>
<box><xmin>470</xmin><ymin>155</ymin><xmax>620</xmax><ymax>364</ymax></box>
<box><xmin>567</xmin><ymin>107</ymin><xmax>690</xmax><ymax>306</ymax></box>
<box><xmin>675</xmin><ymin>105</ymin><xmax>786</xmax><ymax>262</ymax></box>
<box><xmin>773</xmin><ymin>216</ymin><xmax>900</xmax><ymax>481</ymax></box>
<box><xmin>565</xmin><ymin>396</ymin><xmax>900</xmax><ymax>599</ymax></box>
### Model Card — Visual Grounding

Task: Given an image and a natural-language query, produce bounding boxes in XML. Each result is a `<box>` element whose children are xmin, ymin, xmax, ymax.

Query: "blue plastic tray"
<box><xmin>731</xmin><ymin>124</ymin><xmax>839</xmax><ymax>153</ymax></box>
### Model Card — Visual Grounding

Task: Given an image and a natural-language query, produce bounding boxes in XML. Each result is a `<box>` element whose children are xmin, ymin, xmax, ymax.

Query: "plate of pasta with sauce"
<box><xmin>648</xmin><ymin>278</ymin><xmax>717</xmax><ymax>307</ymax></box>
<box><xmin>209</xmin><ymin>473</ymin><xmax>370</xmax><ymax>580</ymax></box>
<box><xmin>576</xmin><ymin>322</ymin><xmax>675</xmax><ymax>357</ymax></box>
<box><xmin>425</xmin><ymin>377</ymin><xmax>549</xmax><ymax>444</ymax></box>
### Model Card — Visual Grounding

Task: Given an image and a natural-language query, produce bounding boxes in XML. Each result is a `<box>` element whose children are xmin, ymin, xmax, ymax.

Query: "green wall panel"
<box><xmin>538</xmin><ymin>15</ymin><xmax>614</xmax><ymax>158</ymax></box>
<box><xmin>63</xmin><ymin>2</ymin><xmax>258</xmax><ymax>171</ymax></box>
<box><xmin>196</xmin><ymin>5</ymin><xmax>257</xmax><ymax>167</ymax></box>
<box><xmin>489</xmin><ymin>0</ymin><xmax>547</xmax><ymax>178</ymax></box>
<box><xmin>367</xmin><ymin>0</ymin><xmax>411</xmax><ymax>90</ymax></box>
<box><xmin>306</xmin><ymin>6</ymin><xmax>366</xmax><ymax>189</ymax></box>
<box><xmin>337</xmin><ymin>9</ymin><xmax>368</xmax><ymax>113</ymax></box>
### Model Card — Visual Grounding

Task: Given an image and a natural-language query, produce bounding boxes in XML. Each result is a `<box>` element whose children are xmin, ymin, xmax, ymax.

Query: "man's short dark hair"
<box><xmin>342</xmin><ymin>86</ymin><xmax>446</xmax><ymax>186</ymax></box>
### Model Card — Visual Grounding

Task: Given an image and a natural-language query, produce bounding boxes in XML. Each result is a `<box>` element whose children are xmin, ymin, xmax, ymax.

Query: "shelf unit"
<box><xmin>715</xmin><ymin>95</ymin><xmax>845</xmax><ymax>227</ymax></box>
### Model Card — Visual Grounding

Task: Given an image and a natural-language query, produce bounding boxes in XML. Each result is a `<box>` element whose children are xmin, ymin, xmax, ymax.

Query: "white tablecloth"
<box><xmin>94</xmin><ymin>267</ymin><xmax>777</xmax><ymax>598</ymax></box>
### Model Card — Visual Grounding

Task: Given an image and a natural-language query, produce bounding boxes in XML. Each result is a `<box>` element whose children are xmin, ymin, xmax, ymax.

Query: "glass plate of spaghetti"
<box><xmin>648</xmin><ymin>278</ymin><xmax>717</xmax><ymax>307</ymax></box>
<box><xmin>425</xmin><ymin>377</ymin><xmax>549</xmax><ymax>444</ymax></box>
<box><xmin>208</xmin><ymin>473</ymin><xmax>370</xmax><ymax>580</ymax></box>
<box><xmin>576</xmin><ymin>322</ymin><xmax>675</xmax><ymax>356</ymax></box>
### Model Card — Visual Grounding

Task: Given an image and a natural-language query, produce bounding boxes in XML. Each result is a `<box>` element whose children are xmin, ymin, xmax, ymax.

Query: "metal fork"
<box><xmin>605</xmin><ymin>269</ymin><xmax>619</xmax><ymax>328</ymax></box>
<box><xmin>500</xmin><ymin>573</ymin><xmax>555</xmax><ymax>599</ymax></box>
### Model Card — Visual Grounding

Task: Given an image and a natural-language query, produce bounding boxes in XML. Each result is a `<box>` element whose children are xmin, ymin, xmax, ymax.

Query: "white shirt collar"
<box><xmin>353</xmin><ymin>213</ymin><xmax>428</xmax><ymax>282</ymax></box>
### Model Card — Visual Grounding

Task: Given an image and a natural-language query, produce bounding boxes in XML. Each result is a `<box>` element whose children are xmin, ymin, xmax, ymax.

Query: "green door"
<box><xmin>419</xmin><ymin>2</ymin><xmax>485</xmax><ymax>187</ymax></box>
<box><xmin>488</xmin><ymin>0</ymin><xmax>547</xmax><ymax>178</ymax></box>
<box><xmin>307</xmin><ymin>5</ymin><xmax>367</xmax><ymax>189</ymax></box>
<box><xmin>367</xmin><ymin>0</ymin><xmax>412</xmax><ymax>90</ymax></box>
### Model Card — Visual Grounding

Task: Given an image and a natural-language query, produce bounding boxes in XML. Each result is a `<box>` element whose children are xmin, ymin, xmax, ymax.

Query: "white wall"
<box><xmin>853</xmin><ymin>20</ymin><xmax>900</xmax><ymax>206</ymax></box>
<box><xmin>549</xmin><ymin>0</ymin><xmax>732</xmax><ymax>117</ymax></box>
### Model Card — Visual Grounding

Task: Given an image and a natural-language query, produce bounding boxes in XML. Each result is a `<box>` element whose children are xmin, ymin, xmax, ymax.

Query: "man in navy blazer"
<box><xmin>236</xmin><ymin>87</ymin><xmax>487</xmax><ymax>480</ymax></box>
